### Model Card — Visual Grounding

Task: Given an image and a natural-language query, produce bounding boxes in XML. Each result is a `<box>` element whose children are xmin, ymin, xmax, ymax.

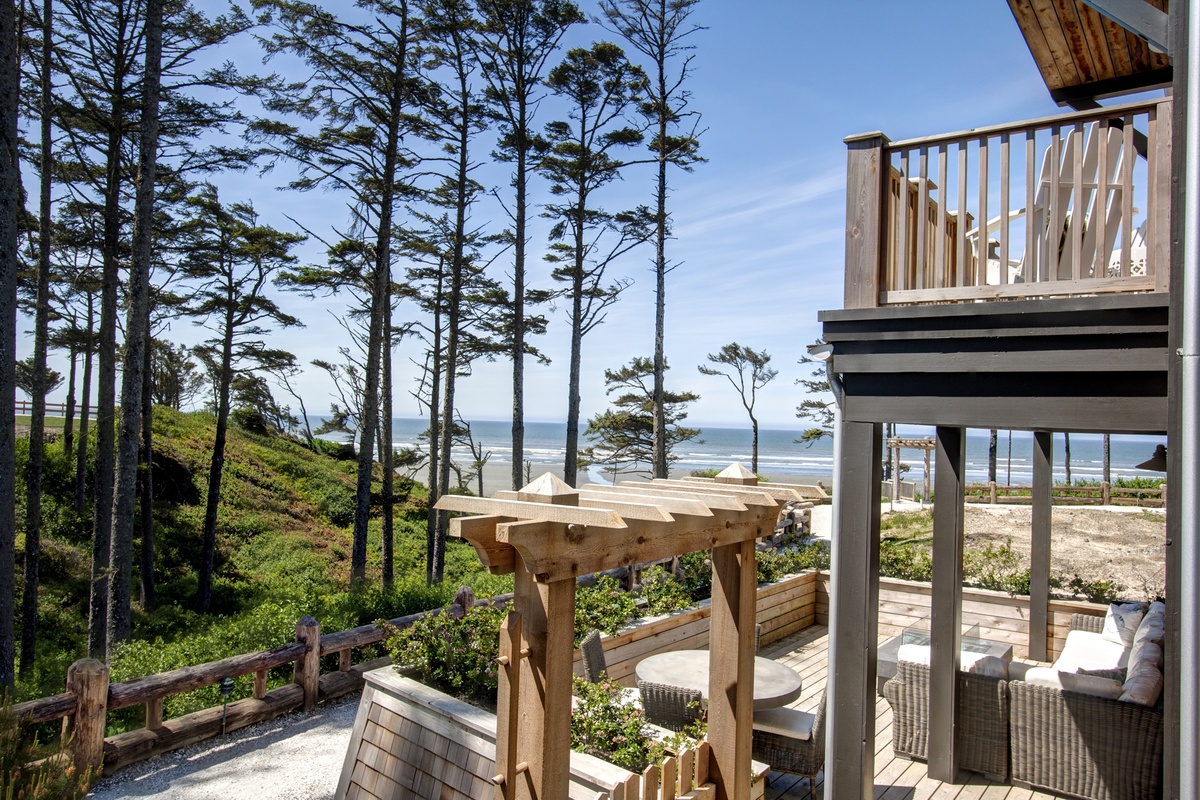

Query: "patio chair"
<box><xmin>580</xmin><ymin>629</ymin><xmax>639</xmax><ymax>704</ymax></box>
<box><xmin>750</xmin><ymin>688</ymin><xmax>827</xmax><ymax>784</ymax></box>
<box><xmin>637</xmin><ymin>680</ymin><xmax>704</xmax><ymax>732</ymax></box>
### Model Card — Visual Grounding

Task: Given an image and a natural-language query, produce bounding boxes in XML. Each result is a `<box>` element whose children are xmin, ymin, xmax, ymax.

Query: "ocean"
<box><xmin>320</xmin><ymin>418</ymin><xmax>1167</xmax><ymax>487</ymax></box>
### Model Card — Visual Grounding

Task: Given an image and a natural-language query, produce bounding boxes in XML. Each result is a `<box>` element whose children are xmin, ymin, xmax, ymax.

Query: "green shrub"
<box><xmin>638</xmin><ymin>566</ymin><xmax>691</xmax><ymax>616</ymax></box>
<box><xmin>1062</xmin><ymin>574</ymin><xmax>1123</xmax><ymax>604</ymax></box>
<box><xmin>879</xmin><ymin>536</ymin><xmax>933</xmax><ymax>582</ymax></box>
<box><xmin>575</xmin><ymin>575</ymin><xmax>639</xmax><ymax>643</ymax></box>
<box><xmin>677</xmin><ymin>550</ymin><xmax>712</xmax><ymax>601</ymax></box>
<box><xmin>570</xmin><ymin>676</ymin><xmax>667</xmax><ymax>774</ymax></box>
<box><xmin>964</xmin><ymin>539</ymin><xmax>1029</xmax><ymax>594</ymax></box>
<box><xmin>380</xmin><ymin>602</ymin><xmax>506</xmax><ymax>706</ymax></box>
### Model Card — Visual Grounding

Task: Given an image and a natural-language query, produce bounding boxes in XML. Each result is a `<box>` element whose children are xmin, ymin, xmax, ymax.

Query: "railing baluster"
<box><xmin>1095</xmin><ymin>116</ymin><xmax>1110</xmax><ymax>279</ymax></box>
<box><xmin>1047</xmin><ymin>127</ymin><xmax>1061</xmax><ymax>282</ymax></box>
<box><xmin>1071</xmin><ymin>121</ymin><xmax>1085</xmax><ymax>281</ymax></box>
<box><xmin>897</xmin><ymin>150</ymin><xmax>910</xmax><ymax>291</ymax></box>
<box><xmin>916</xmin><ymin>147</ymin><xmax>929</xmax><ymax>290</ymax></box>
<box><xmin>957</xmin><ymin>143</ymin><xmax>968</xmax><ymax>287</ymax></box>
<box><xmin>978</xmin><ymin>136</ymin><xmax>989</xmax><ymax>287</ymax></box>
<box><xmin>1026</xmin><ymin>130</ymin><xmax>1036</xmax><ymax>285</ymax></box>
<box><xmin>936</xmin><ymin>144</ymin><xmax>948</xmax><ymax>288</ymax></box>
<box><xmin>999</xmin><ymin>133</ymin><xmax>1010</xmax><ymax>285</ymax></box>
<box><xmin>1122</xmin><ymin>113</ymin><xmax>1134</xmax><ymax>278</ymax></box>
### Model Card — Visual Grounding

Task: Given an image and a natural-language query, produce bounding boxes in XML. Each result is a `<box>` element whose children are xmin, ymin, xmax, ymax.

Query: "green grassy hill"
<box><xmin>14</xmin><ymin>407</ymin><xmax>509</xmax><ymax>702</ymax></box>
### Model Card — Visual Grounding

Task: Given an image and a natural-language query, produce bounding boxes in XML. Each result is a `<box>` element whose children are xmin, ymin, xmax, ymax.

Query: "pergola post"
<box><xmin>826</xmin><ymin>420</ymin><xmax>882</xmax><ymax>800</ymax></box>
<box><xmin>708</xmin><ymin>538</ymin><xmax>757</xmax><ymax>800</ymax></box>
<box><xmin>928</xmin><ymin>426</ymin><xmax>965</xmax><ymax>782</ymax></box>
<box><xmin>1030</xmin><ymin>431</ymin><xmax>1053</xmax><ymax>662</ymax></box>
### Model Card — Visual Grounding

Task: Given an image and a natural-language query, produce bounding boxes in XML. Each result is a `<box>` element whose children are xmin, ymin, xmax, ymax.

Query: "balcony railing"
<box><xmin>844</xmin><ymin>98</ymin><xmax>1171</xmax><ymax>308</ymax></box>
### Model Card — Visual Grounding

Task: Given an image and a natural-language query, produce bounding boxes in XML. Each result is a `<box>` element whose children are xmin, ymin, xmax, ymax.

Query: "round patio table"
<box><xmin>634</xmin><ymin>650</ymin><xmax>802</xmax><ymax>710</ymax></box>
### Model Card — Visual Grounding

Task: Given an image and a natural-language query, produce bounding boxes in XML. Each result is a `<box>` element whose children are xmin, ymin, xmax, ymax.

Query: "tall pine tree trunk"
<box><xmin>63</xmin><ymin>341</ymin><xmax>77</xmax><ymax>458</ymax></box>
<box><xmin>1103</xmin><ymin>433</ymin><xmax>1111</xmax><ymax>486</ymax></box>
<box><xmin>988</xmin><ymin>429</ymin><xmax>999</xmax><ymax>483</ymax></box>
<box><xmin>21</xmin><ymin>0</ymin><xmax>56</xmax><ymax>677</ymax></box>
<box><xmin>138</xmin><ymin>334</ymin><xmax>155</xmax><ymax>610</ymax></box>
<box><xmin>350</xmin><ymin>17</ymin><xmax>407</xmax><ymax>586</ymax></box>
<box><xmin>750</xmin><ymin>413</ymin><xmax>759</xmax><ymax>474</ymax></box>
<box><xmin>651</xmin><ymin>89</ymin><xmax>668</xmax><ymax>480</ymax></box>
<box><xmin>89</xmin><ymin>119</ymin><xmax>124</xmax><ymax>660</ymax></box>
<box><xmin>0</xmin><ymin>0</ymin><xmax>21</xmax><ymax>689</ymax></box>
<box><xmin>511</xmin><ymin>136</ymin><xmax>526</xmax><ymax>492</ymax></box>
<box><xmin>381</xmin><ymin>301</ymin><xmax>394</xmax><ymax>591</ymax></box>
<box><xmin>74</xmin><ymin>298</ymin><xmax>93</xmax><ymax>513</ymax></box>
<box><xmin>108</xmin><ymin>0</ymin><xmax>160</xmax><ymax>649</ymax></box>
<box><xmin>197</xmin><ymin>313</ymin><xmax>235</xmax><ymax>613</ymax></box>
<box><xmin>426</xmin><ymin>264</ymin><xmax>443</xmax><ymax>586</ymax></box>
<box><xmin>563</xmin><ymin>246</ymin><xmax>583</xmax><ymax>488</ymax></box>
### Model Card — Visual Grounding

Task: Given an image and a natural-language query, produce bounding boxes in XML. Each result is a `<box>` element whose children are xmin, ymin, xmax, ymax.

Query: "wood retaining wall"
<box><xmin>580</xmin><ymin>571</ymin><xmax>820</xmax><ymax>686</ymax></box>
<box><xmin>814</xmin><ymin>575</ymin><xmax>1107</xmax><ymax>661</ymax></box>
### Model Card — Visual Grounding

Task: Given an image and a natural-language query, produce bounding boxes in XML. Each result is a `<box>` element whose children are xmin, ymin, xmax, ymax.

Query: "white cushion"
<box><xmin>752</xmin><ymin>706</ymin><xmax>814</xmax><ymax>740</ymax></box>
<box><xmin>896</xmin><ymin>644</ymin><xmax>1008</xmax><ymax>679</ymax></box>
<box><xmin>1102</xmin><ymin>602</ymin><xmax>1146</xmax><ymax>647</ymax></box>
<box><xmin>1053</xmin><ymin>630</ymin><xmax>1130</xmax><ymax>673</ymax></box>
<box><xmin>1128</xmin><ymin>639</ymin><xmax>1164</xmax><ymax>673</ymax></box>
<box><xmin>1023</xmin><ymin>666</ymin><xmax>1124</xmax><ymax>700</ymax></box>
<box><xmin>1120</xmin><ymin>663</ymin><xmax>1164</xmax><ymax>706</ymax></box>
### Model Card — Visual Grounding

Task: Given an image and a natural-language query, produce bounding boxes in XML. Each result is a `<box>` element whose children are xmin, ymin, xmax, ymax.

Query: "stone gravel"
<box><xmin>86</xmin><ymin>693</ymin><xmax>361</xmax><ymax>800</ymax></box>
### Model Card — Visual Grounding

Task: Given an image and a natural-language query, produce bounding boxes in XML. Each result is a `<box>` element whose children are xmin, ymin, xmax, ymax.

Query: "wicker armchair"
<box><xmin>580</xmin><ymin>629</ymin><xmax>608</xmax><ymax>683</ymax></box>
<box><xmin>883</xmin><ymin>660</ymin><xmax>1010</xmax><ymax>782</ymax></box>
<box><xmin>750</xmin><ymin>688</ymin><xmax>827</xmax><ymax>782</ymax></box>
<box><xmin>637</xmin><ymin>680</ymin><xmax>704</xmax><ymax>732</ymax></box>
<box><xmin>1008</xmin><ymin>612</ymin><xmax>1163</xmax><ymax>800</ymax></box>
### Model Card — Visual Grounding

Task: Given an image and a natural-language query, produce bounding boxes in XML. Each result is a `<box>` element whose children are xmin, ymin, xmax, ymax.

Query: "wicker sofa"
<box><xmin>883</xmin><ymin>657</ymin><xmax>1011</xmax><ymax>781</ymax></box>
<box><xmin>1009</xmin><ymin>612</ymin><xmax>1165</xmax><ymax>800</ymax></box>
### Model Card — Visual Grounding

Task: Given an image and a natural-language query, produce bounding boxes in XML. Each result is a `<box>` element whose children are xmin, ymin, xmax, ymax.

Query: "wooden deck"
<box><xmin>757</xmin><ymin>625</ymin><xmax>1068</xmax><ymax>800</ymax></box>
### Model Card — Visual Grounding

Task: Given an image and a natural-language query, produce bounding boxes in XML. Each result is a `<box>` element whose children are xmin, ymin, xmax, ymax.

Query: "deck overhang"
<box><xmin>819</xmin><ymin>293</ymin><xmax>1169</xmax><ymax>434</ymax></box>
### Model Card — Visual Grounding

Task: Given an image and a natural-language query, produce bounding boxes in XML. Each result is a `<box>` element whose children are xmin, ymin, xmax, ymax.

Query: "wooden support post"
<box><xmin>708</xmin><ymin>537</ymin><xmax>756</xmax><ymax>800</ymax></box>
<box><xmin>513</xmin><ymin>566</ymin><xmax>575</xmax><ymax>800</ymax></box>
<box><xmin>66</xmin><ymin>658</ymin><xmax>109</xmax><ymax>776</ymax></box>
<box><xmin>338</xmin><ymin>648</ymin><xmax>351</xmax><ymax>672</ymax></box>
<box><xmin>844</xmin><ymin>132</ymin><xmax>889</xmax><ymax>309</ymax></box>
<box><xmin>494</xmin><ymin>611</ymin><xmax>522</xmax><ymax>800</ymax></box>
<box><xmin>892</xmin><ymin>444</ymin><xmax>901</xmax><ymax>504</ymax></box>
<box><xmin>293</xmin><ymin>616</ymin><xmax>320</xmax><ymax>711</ymax></box>
<box><xmin>825</xmin><ymin>421</ymin><xmax>882</xmax><ymax>800</ymax></box>
<box><xmin>923</xmin><ymin>447</ymin><xmax>931</xmax><ymax>502</ymax></box>
<box><xmin>253</xmin><ymin>669</ymin><xmax>267</xmax><ymax>700</ymax></box>
<box><xmin>1030</xmin><ymin>432</ymin><xmax>1053</xmax><ymax>662</ymax></box>
<box><xmin>145</xmin><ymin>697</ymin><xmax>163</xmax><ymax>731</ymax></box>
<box><xmin>928</xmin><ymin>426</ymin><xmax>965</xmax><ymax>782</ymax></box>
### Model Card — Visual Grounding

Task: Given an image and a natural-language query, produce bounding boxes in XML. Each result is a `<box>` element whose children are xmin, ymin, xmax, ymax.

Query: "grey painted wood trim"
<box><xmin>825</xmin><ymin>421</ymin><xmax>882</xmax><ymax>800</ymax></box>
<box><xmin>928</xmin><ymin>427</ymin><xmax>966</xmax><ymax>782</ymax></box>
<box><xmin>1030</xmin><ymin>432</ymin><xmax>1053</xmax><ymax>663</ymax></box>
<box><xmin>832</xmin><ymin>348</ymin><xmax>1167</xmax><ymax>373</ymax></box>
<box><xmin>825</xmin><ymin>323</ymin><xmax>1169</xmax><ymax>342</ymax></box>
<box><xmin>819</xmin><ymin>291</ymin><xmax>1168</xmax><ymax>323</ymax></box>
<box><xmin>842</xmin><ymin>394</ymin><xmax>1168</xmax><ymax>434</ymax></box>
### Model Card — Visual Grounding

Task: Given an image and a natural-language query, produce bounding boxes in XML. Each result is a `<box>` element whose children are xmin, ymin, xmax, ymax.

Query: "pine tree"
<box><xmin>698</xmin><ymin>342</ymin><xmax>776</xmax><ymax>474</ymax></box>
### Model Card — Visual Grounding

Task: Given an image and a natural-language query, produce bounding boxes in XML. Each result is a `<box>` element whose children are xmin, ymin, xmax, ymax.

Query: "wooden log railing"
<box><xmin>845</xmin><ymin>98</ymin><xmax>1172</xmax><ymax>308</ymax></box>
<box><xmin>964</xmin><ymin>480</ymin><xmax>1166</xmax><ymax>508</ymax></box>
<box><xmin>13</xmin><ymin>601</ymin><xmax>490</xmax><ymax>777</ymax></box>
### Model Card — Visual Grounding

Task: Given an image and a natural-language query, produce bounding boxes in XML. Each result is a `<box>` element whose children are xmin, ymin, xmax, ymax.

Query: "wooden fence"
<box><xmin>847</xmin><ymin>98</ymin><xmax>1172</xmax><ymax>308</ymax></box>
<box><xmin>965</xmin><ymin>480</ymin><xmax>1165</xmax><ymax>508</ymax></box>
<box><xmin>14</xmin><ymin>399</ymin><xmax>100</xmax><ymax>418</ymax></box>
<box><xmin>18</xmin><ymin>570</ymin><xmax>820</xmax><ymax>781</ymax></box>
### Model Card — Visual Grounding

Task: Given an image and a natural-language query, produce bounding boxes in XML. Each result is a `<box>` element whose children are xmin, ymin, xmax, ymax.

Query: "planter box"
<box><xmin>336</xmin><ymin>666</ymin><xmax>767</xmax><ymax>800</ymax></box>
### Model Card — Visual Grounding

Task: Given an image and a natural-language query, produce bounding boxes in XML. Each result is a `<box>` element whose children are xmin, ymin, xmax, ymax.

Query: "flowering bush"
<box><xmin>571</xmin><ymin>676</ymin><xmax>666</xmax><ymax>773</ymax></box>
<box><xmin>574</xmin><ymin>575</ymin><xmax>639</xmax><ymax>644</ymax></box>
<box><xmin>379</xmin><ymin>601</ymin><xmax>507</xmax><ymax>707</ymax></box>
<box><xmin>639</xmin><ymin>565</ymin><xmax>692</xmax><ymax>616</ymax></box>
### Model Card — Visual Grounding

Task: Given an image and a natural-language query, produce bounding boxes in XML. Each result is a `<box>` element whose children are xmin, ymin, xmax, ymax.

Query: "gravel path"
<box><xmin>86</xmin><ymin>693</ymin><xmax>361</xmax><ymax>800</ymax></box>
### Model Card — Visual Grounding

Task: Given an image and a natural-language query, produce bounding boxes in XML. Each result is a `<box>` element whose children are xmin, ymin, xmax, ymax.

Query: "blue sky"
<box><xmin>20</xmin><ymin>1</ymin><xmax>1166</xmax><ymax>429</ymax></box>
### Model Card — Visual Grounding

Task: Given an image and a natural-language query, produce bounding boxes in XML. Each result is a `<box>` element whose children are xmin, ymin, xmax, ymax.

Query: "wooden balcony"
<box><xmin>845</xmin><ymin>99</ymin><xmax>1171</xmax><ymax>309</ymax></box>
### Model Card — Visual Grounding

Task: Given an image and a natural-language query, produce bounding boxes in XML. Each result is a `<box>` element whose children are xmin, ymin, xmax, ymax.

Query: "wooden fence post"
<box><xmin>1102</xmin><ymin>481</ymin><xmax>1111</xmax><ymax>505</ymax></box>
<box><xmin>66</xmin><ymin>658</ymin><xmax>108</xmax><ymax>775</ymax></box>
<box><xmin>293</xmin><ymin>616</ymin><xmax>320</xmax><ymax>711</ymax></box>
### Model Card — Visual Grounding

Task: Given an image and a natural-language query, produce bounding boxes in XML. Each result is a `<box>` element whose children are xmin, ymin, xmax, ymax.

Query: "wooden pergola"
<box><xmin>435</xmin><ymin>465</ymin><xmax>806</xmax><ymax>800</ymax></box>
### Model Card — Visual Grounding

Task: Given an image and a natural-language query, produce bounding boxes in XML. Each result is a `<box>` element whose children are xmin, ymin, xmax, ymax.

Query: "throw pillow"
<box><xmin>1120</xmin><ymin>663</ymin><xmax>1164</xmax><ymax>706</ymax></box>
<box><xmin>1102</xmin><ymin>601</ymin><xmax>1146</xmax><ymax>648</ymax></box>
<box><xmin>1077</xmin><ymin>667</ymin><xmax>1126</xmax><ymax>682</ymax></box>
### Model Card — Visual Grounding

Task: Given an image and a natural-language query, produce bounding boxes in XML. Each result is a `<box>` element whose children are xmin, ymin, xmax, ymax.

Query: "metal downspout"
<box><xmin>1180</xmin><ymin>1</ymin><xmax>1200</xmax><ymax>794</ymax></box>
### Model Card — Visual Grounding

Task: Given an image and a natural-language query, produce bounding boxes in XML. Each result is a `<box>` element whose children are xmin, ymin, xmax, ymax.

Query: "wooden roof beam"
<box><xmin>1079</xmin><ymin>0</ymin><xmax>1170</xmax><ymax>53</ymax></box>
